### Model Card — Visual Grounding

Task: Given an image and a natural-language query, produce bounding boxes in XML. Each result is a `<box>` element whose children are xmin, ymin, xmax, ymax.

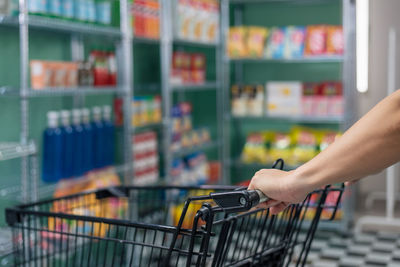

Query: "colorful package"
<box><xmin>171</xmin><ymin>51</ymin><xmax>185</xmax><ymax>85</ymax></box>
<box><xmin>246</xmin><ymin>27</ymin><xmax>268</xmax><ymax>58</ymax></box>
<box><xmin>231</xmin><ymin>85</ymin><xmax>247</xmax><ymax>117</ymax></box>
<box><xmin>227</xmin><ymin>27</ymin><xmax>248</xmax><ymax>58</ymax></box>
<box><xmin>301</xmin><ymin>82</ymin><xmax>318</xmax><ymax>116</ymax></box>
<box><xmin>269</xmin><ymin>132</ymin><xmax>292</xmax><ymax>164</ymax></box>
<box><xmin>284</xmin><ymin>26</ymin><xmax>306</xmax><ymax>58</ymax></box>
<box><xmin>241</xmin><ymin>133</ymin><xmax>269</xmax><ymax>164</ymax></box>
<box><xmin>266</xmin><ymin>81</ymin><xmax>302</xmax><ymax>117</ymax></box>
<box><xmin>305</xmin><ymin>25</ymin><xmax>327</xmax><ymax>56</ymax></box>
<box><xmin>326</xmin><ymin>25</ymin><xmax>344</xmax><ymax>55</ymax></box>
<box><xmin>321</xmin><ymin>81</ymin><xmax>344</xmax><ymax>117</ymax></box>
<box><xmin>247</xmin><ymin>84</ymin><xmax>264</xmax><ymax>116</ymax></box>
<box><xmin>265</xmin><ymin>27</ymin><xmax>285</xmax><ymax>59</ymax></box>
<box><xmin>190</xmin><ymin>53</ymin><xmax>206</xmax><ymax>84</ymax></box>
<box><xmin>291</xmin><ymin>127</ymin><xmax>318</xmax><ymax>165</ymax></box>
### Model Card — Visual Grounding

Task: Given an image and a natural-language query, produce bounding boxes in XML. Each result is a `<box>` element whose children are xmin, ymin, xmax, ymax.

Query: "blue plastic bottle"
<box><xmin>92</xmin><ymin>106</ymin><xmax>105</xmax><ymax>169</ymax></box>
<box><xmin>60</xmin><ymin>110</ymin><xmax>74</xmax><ymax>179</ymax></box>
<box><xmin>102</xmin><ymin>105</ymin><xmax>114</xmax><ymax>166</ymax></box>
<box><xmin>81</xmin><ymin>108</ymin><xmax>94</xmax><ymax>173</ymax></box>
<box><xmin>72</xmin><ymin>109</ymin><xmax>85</xmax><ymax>177</ymax></box>
<box><xmin>42</xmin><ymin>111</ymin><xmax>63</xmax><ymax>183</ymax></box>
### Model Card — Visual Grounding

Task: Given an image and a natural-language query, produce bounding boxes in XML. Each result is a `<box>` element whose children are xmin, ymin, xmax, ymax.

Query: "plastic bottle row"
<box><xmin>42</xmin><ymin>106</ymin><xmax>115</xmax><ymax>183</ymax></box>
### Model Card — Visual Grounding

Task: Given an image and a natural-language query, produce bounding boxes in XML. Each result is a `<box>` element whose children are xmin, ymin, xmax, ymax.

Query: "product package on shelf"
<box><xmin>231</xmin><ymin>84</ymin><xmax>264</xmax><ymax>117</ymax></box>
<box><xmin>227</xmin><ymin>24</ymin><xmax>343</xmax><ymax>59</ymax></box>
<box><xmin>170</xmin><ymin>152</ymin><xmax>210</xmax><ymax>186</ymax></box>
<box><xmin>265</xmin><ymin>27</ymin><xmax>285</xmax><ymax>59</ymax></box>
<box><xmin>0</xmin><ymin>0</ymin><xmax>18</xmax><ymax>15</ymax></box>
<box><xmin>131</xmin><ymin>95</ymin><xmax>162</xmax><ymax>127</ymax></box>
<box><xmin>171</xmin><ymin>51</ymin><xmax>206</xmax><ymax>85</ymax></box>
<box><xmin>42</xmin><ymin>106</ymin><xmax>115</xmax><ymax>183</ymax></box>
<box><xmin>240</xmin><ymin>127</ymin><xmax>341</xmax><ymax>167</ymax></box>
<box><xmin>133</xmin><ymin>131</ymin><xmax>159</xmax><ymax>185</ymax></box>
<box><xmin>30</xmin><ymin>49</ymin><xmax>117</xmax><ymax>90</ymax></box>
<box><xmin>266</xmin><ymin>81</ymin><xmax>303</xmax><ymax>117</ymax></box>
<box><xmin>132</xmin><ymin>0</ymin><xmax>160</xmax><ymax>39</ymax></box>
<box><xmin>170</xmin><ymin>102</ymin><xmax>211</xmax><ymax>153</ymax></box>
<box><xmin>175</xmin><ymin>0</ymin><xmax>219</xmax><ymax>44</ymax></box>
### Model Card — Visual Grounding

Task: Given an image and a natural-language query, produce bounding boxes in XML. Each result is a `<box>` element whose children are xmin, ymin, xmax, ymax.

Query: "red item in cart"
<box><xmin>305</xmin><ymin>25</ymin><xmax>327</xmax><ymax>56</ymax></box>
<box><xmin>326</xmin><ymin>26</ymin><xmax>344</xmax><ymax>55</ymax></box>
<box><xmin>190</xmin><ymin>53</ymin><xmax>206</xmax><ymax>84</ymax></box>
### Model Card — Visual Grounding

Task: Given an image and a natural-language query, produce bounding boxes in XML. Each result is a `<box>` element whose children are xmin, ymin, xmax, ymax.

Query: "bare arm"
<box><xmin>249</xmin><ymin>90</ymin><xmax>400</xmax><ymax>214</ymax></box>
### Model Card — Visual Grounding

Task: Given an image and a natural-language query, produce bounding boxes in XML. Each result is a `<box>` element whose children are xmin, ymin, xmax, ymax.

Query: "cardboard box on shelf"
<box><xmin>266</xmin><ymin>81</ymin><xmax>302</xmax><ymax>117</ymax></box>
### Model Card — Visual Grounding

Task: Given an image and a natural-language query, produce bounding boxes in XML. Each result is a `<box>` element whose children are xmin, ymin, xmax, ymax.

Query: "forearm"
<box><xmin>295</xmin><ymin>90</ymin><xmax>400</xmax><ymax>189</ymax></box>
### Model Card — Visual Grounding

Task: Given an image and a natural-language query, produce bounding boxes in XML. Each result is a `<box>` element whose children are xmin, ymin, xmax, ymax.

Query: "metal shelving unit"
<box><xmin>0</xmin><ymin>1</ymin><xmax>133</xmax><ymax>204</ymax></box>
<box><xmin>159</xmin><ymin>0</ymin><xmax>224</xmax><ymax>183</ymax></box>
<box><xmin>172</xmin><ymin>141</ymin><xmax>221</xmax><ymax>158</ymax></box>
<box><xmin>221</xmin><ymin>0</ymin><xmax>357</xmax><ymax>232</ymax></box>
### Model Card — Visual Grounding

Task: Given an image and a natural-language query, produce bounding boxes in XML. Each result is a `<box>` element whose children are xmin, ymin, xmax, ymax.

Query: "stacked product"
<box><xmin>230</xmin><ymin>81</ymin><xmax>343</xmax><ymax>118</ymax></box>
<box><xmin>171</xmin><ymin>51</ymin><xmax>206</xmax><ymax>85</ymax></box>
<box><xmin>30</xmin><ymin>49</ymin><xmax>117</xmax><ymax>90</ymax></box>
<box><xmin>132</xmin><ymin>0</ymin><xmax>160</xmax><ymax>39</ymax></box>
<box><xmin>42</xmin><ymin>106</ymin><xmax>115</xmax><ymax>183</ymax></box>
<box><xmin>266</xmin><ymin>81</ymin><xmax>343</xmax><ymax>118</ymax></box>
<box><xmin>175</xmin><ymin>0</ymin><xmax>219</xmax><ymax>44</ymax></box>
<box><xmin>131</xmin><ymin>95</ymin><xmax>162</xmax><ymax>127</ymax></box>
<box><xmin>240</xmin><ymin>126</ymin><xmax>341</xmax><ymax>166</ymax></box>
<box><xmin>170</xmin><ymin>152</ymin><xmax>209</xmax><ymax>186</ymax></box>
<box><xmin>0</xmin><ymin>0</ymin><xmax>114</xmax><ymax>25</ymax></box>
<box><xmin>227</xmin><ymin>25</ymin><xmax>343</xmax><ymax>59</ymax></box>
<box><xmin>170</xmin><ymin>102</ymin><xmax>211</xmax><ymax>153</ymax></box>
<box><xmin>132</xmin><ymin>131</ymin><xmax>159</xmax><ymax>185</ymax></box>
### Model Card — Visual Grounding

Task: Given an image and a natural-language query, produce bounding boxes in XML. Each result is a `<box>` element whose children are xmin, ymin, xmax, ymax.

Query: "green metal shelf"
<box><xmin>230</xmin><ymin>159</ymin><xmax>300</xmax><ymax>171</ymax></box>
<box><xmin>171</xmin><ymin>82</ymin><xmax>218</xmax><ymax>91</ymax></box>
<box><xmin>0</xmin><ymin>142</ymin><xmax>36</xmax><ymax>162</ymax></box>
<box><xmin>132</xmin><ymin>122</ymin><xmax>163</xmax><ymax>133</ymax></box>
<box><xmin>174</xmin><ymin>38</ymin><xmax>219</xmax><ymax>47</ymax></box>
<box><xmin>0</xmin><ymin>15</ymin><xmax>121</xmax><ymax>37</ymax></box>
<box><xmin>231</xmin><ymin>115</ymin><xmax>344</xmax><ymax>124</ymax></box>
<box><xmin>0</xmin><ymin>86</ymin><xmax>123</xmax><ymax>97</ymax></box>
<box><xmin>228</xmin><ymin>56</ymin><xmax>344</xmax><ymax>64</ymax></box>
<box><xmin>172</xmin><ymin>141</ymin><xmax>220</xmax><ymax>158</ymax></box>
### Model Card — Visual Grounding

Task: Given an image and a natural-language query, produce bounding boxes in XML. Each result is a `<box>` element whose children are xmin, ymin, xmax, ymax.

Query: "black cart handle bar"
<box><xmin>210</xmin><ymin>189</ymin><xmax>269</xmax><ymax>213</ymax></box>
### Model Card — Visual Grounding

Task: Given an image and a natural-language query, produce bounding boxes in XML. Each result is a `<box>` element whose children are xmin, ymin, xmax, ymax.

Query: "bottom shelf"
<box><xmin>230</xmin><ymin>159</ymin><xmax>300</xmax><ymax>171</ymax></box>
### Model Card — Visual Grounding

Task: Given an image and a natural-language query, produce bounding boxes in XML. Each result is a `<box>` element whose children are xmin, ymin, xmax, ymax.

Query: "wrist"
<box><xmin>292</xmin><ymin>163</ymin><xmax>324</xmax><ymax>193</ymax></box>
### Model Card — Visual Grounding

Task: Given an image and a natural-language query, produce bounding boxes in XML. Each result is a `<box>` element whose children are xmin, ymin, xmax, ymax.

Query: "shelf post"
<box><xmin>160</xmin><ymin>0</ymin><xmax>173</xmax><ymax>182</ymax></box>
<box><xmin>120</xmin><ymin>0</ymin><xmax>134</xmax><ymax>185</ymax></box>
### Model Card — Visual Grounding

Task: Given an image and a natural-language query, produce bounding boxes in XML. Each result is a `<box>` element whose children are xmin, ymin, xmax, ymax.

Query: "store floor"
<box><xmin>304</xmin><ymin>230</ymin><xmax>400</xmax><ymax>267</ymax></box>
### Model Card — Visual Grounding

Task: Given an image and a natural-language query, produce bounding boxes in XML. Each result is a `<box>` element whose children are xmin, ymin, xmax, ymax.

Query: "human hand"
<box><xmin>248</xmin><ymin>169</ymin><xmax>312</xmax><ymax>215</ymax></box>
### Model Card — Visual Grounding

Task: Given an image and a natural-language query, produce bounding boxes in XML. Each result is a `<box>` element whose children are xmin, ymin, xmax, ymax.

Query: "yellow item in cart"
<box><xmin>291</xmin><ymin>127</ymin><xmax>318</xmax><ymax>165</ymax></box>
<box><xmin>269</xmin><ymin>132</ymin><xmax>292</xmax><ymax>164</ymax></box>
<box><xmin>227</xmin><ymin>27</ymin><xmax>247</xmax><ymax>58</ymax></box>
<box><xmin>241</xmin><ymin>133</ymin><xmax>269</xmax><ymax>164</ymax></box>
<box><xmin>246</xmin><ymin>27</ymin><xmax>268</xmax><ymax>58</ymax></box>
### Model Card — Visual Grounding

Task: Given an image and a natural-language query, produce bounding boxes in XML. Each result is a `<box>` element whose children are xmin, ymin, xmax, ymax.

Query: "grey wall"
<box><xmin>357</xmin><ymin>0</ymin><xmax>400</xmax><ymax>196</ymax></box>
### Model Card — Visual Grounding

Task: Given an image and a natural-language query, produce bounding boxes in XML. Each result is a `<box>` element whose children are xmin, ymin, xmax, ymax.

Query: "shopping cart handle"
<box><xmin>210</xmin><ymin>189</ymin><xmax>269</xmax><ymax>213</ymax></box>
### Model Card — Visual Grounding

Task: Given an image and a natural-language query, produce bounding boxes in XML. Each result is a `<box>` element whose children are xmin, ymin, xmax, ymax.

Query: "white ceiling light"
<box><xmin>356</xmin><ymin>0</ymin><xmax>369</xmax><ymax>93</ymax></box>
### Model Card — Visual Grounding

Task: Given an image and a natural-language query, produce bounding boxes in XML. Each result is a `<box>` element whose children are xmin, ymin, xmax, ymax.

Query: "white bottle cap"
<box><xmin>81</xmin><ymin>108</ymin><xmax>90</xmax><ymax>124</ymax></box>
<box><xmin>92</xmin><ymin>106</ymin><xmax>102</xmax><ymax>121</ymax></box>
<box><xmin>72</xmin><ymin>109</ymin><xmax>82</xmax><ymax>125</ymax></box>
<box><xmin>47</xmin><ymin>111</ymin><xmax>59</xmax><ymax>128</ymax></box>
<box><xmin>103</xmin><ymin>105</ymin><xmax>112</xmax><ymax>120</ymax></box>
<box><xmin>60</xmin><ymin>110</ymin><xmax>71</xmax><ymax>127</ymax></box>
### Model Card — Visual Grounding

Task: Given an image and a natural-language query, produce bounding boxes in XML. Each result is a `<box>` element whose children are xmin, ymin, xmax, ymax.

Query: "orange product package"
<box><xmin>227</xmin><ymin>27</ymin><xmax>247</xmax><ymax>58</ymax></box>
<box><xmin>305</xmin><ymin>25</ymin><xmax>327</xmax><ymax>56</ymax></box>
<box><xmin>246</xmin><ymin>26</ymin><xmax>268</xmax><ymax>58</ymax></box>
<box><xmin>31</xmin><ymin>60</ymin><xmax>50</xmax><ymax>90</ymax></box>
<box><xmin>326</xmin><ymin>25</ymin><xmax>344</xmax><ymax>55</ymax></box>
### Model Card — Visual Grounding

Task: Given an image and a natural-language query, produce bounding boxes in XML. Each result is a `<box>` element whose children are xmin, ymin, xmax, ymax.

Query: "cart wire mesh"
<box><xmin>6</xmin><ymin>168</ymin><xmax>344</xmax><ymax>267</ymax></box>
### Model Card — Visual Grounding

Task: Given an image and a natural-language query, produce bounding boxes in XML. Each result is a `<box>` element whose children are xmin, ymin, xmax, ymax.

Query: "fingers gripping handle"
<box><xmin>210</xmin><ymin>189</ymin><xmax>270</xmax><ymax>213</ymax></box>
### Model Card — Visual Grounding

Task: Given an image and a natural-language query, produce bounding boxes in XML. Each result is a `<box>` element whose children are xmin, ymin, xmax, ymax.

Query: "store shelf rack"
<box><xmin>0</xmin><ymin>142</ymin><xmax>36</xmax><ymax>162</ymax></box>
<box><xmin>0</xmin><ymin>15</ymin><xmax>121</xmax><ymax>37</ymax></box>
<box><xmin>172</xmin><ymin>141</ymin><xmax>221</xmax><ymax>158</ymax></box>
<box><xmin>231</xmin><ymin>115</ymin><xmax>344</xmax><ymax>124</ymax></box>
<box><xmin>0</xmin><ymin>0</ymin><xmax>133</xmax><ymax>215</ymax></box>
<box><xmin>157</xmin><ymin>0</ymin><xmax>224</xmax><ymax>182</ymax></box>
<box><xmin>220</xmin><ymin>0</ymin><xmax>357</xmax><ymax>232</ymax></box>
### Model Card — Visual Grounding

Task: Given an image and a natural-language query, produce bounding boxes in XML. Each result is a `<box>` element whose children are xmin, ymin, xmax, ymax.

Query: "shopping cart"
<box><xmin>5</xmin><ymin>160</ymin><xmax>344</xmax><ymax>267</ymax></box>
